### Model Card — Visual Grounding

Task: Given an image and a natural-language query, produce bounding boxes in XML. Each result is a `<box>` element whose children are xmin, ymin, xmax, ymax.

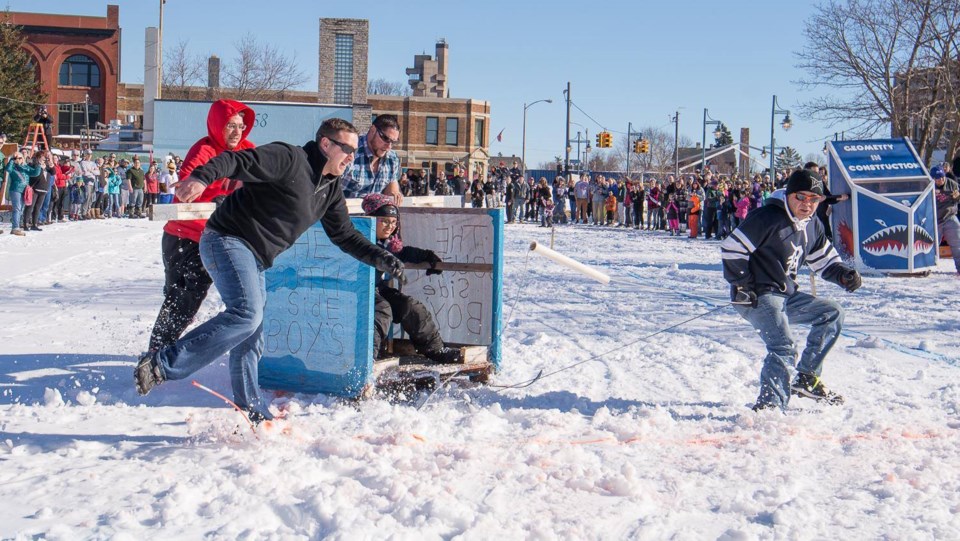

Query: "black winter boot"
<box><xmin>134</xmin><ymin>351</ymin><xmax>165</xmax><ymax>396</ymax></box>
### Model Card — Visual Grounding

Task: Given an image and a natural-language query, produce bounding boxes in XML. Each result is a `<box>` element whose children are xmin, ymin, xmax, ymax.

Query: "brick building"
<box><xmin>368</xmin><ymin>95</ymin><xmax>490</xmax><ymax>181</ymax></box>
<box><xmin>14</xmin><ymin>4</ymin><xmax>121</xmax><ymax>145</ymax></box>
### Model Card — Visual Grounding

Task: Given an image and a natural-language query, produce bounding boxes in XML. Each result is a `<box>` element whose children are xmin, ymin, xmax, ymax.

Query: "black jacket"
<box><xmin>192</xmin><ymin>140</ymin><xmax>390</xmax><ymax>269</ymax></box>
<box><xmin>721</xmin><ymin>195</ymin><xmax>849</xmax><ymax>296</ymax></box>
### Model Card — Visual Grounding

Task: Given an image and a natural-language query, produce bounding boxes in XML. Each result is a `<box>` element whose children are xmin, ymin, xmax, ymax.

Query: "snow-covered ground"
<box><xmin>1</xmin><ymin>217</ymin><xmax>959</xmax><ymax>540</ymax></box>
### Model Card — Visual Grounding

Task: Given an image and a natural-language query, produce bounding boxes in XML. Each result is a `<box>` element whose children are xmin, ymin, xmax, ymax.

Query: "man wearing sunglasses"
<box><xmin>721</xmin><ymin>169</ymin><xmax>862</xmax><ymax>413</ymax></box>
<box><xmin>135</xmin><ymin>117</ymin><xmax>404</xmax><ymax>424</ymax></box>
<box><xmin>342</xmin><ymin>114</ymin><xmax>404</xmax><ymax>204</ymax></box>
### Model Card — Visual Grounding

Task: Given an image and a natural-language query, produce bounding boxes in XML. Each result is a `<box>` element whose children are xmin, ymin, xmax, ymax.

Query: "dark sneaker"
<box><xmin>134</xmin><ymin>351</ymin><xmax>164</xmax><ymax>396</ymax></box>
<box><xmin>246</xmin><ymin>409</ymin><xmax>274</xmax><ymax>426</ymax></box>
<box><xmin>425</xmin><ymin>346</ymin><xmax>463</xmax><ymax>364</ymax></box>
<box><xmin>791</xmin><ymin>373</ymin><xmax>844</xmax><ymax>405</ymax></box>
<box><xmin>751</xmin><ymin>401</ymin><xmax>781</xmax><ymax>413</ymax></box>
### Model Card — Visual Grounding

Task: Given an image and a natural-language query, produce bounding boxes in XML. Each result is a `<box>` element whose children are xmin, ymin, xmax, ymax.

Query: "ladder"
<box><xmin>23</xmin><ymin>122</ymin><xmax>50</xmax><ymax>152</ymax></box>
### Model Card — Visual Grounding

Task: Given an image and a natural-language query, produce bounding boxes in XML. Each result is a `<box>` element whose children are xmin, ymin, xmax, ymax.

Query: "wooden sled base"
<box><xmin>368</xmin><ymin>341</ymin><xmax>492</xmax><ymax>398</ymax></box>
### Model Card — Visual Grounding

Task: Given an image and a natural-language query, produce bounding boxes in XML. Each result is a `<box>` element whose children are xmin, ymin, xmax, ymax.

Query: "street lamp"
<box><xmin>701</xmin><ymin>108</ymin><xmax>722</xmax><ymax>173</ymax></box>
<box><xmin>770</xmin><ymin>95</ymin><xmax>791</xmax><ymax>184</ymax></box>
<box><xmin>522</xmin><ymin>98</ymin><xmax>553</xmax><ymax>183</ymax></box>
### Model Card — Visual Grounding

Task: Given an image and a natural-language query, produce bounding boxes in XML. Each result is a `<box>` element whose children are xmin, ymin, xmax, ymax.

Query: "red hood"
<box><xmin>207</xmin><ymin>99</ymin><xmax>255</xmax><ymax>152</ymax></box>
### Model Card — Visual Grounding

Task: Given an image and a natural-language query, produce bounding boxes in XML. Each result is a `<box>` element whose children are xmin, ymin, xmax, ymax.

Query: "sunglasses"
<box><xmin>327</xmin><ymin>137</ymin><xmax>357</xmax><ymax>155</ymax></box>
<box><xmin>793</xmin><ymin>193</ymin><xmax>823</xmax><ymax>203</ymax></box>
<box><xmin>376</xmin><ymin>128</ymin><xmax>399</xmax><ymax>146</ymax></box>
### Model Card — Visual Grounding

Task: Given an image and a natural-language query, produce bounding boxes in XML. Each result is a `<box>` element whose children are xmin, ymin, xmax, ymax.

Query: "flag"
<box><xmin>496</xmin><ymin>129</ymin><xmax>504</xmax><ymax>142</ymax></box>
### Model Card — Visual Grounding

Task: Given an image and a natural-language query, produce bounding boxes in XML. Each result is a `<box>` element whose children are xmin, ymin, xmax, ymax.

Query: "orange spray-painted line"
<box><xmin>192</xmin><ymin>380</ymin><xmax>260</xmax><ymax>440</ymax></box>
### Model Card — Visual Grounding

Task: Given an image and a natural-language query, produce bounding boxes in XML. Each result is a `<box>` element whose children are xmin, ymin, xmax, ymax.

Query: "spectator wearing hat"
<box><xmin>361</xmin><ymin>193</ymin><xmax>462</xmax><ymax>364</ymax></box>
<box><xmin>159</xmin><ymin>161</ymin><xmax>178</xmax><ymax>204</ymax></box>
<box><xmin>722</xmin><ymin>169</ymin><xmax>862</xmax><ymax>412</ymax></box>
<box><xmin>931</xmin><ymin>165</ymin><xmax>960</xmax><ymax>273</ymax></box>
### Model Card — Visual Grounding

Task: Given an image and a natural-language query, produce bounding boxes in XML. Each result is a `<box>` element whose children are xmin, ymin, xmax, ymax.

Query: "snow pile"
<box><xmin>1</xmin><ymin>219</ymin><xmax>959</xmax><ymax>539</ymax></box>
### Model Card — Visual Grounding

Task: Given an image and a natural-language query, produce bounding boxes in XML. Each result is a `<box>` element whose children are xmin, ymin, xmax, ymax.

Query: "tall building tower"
<box><xmin>318</xmin><ymin>18</ymin><xmax>371</xmax><ymax>129</ymax></box>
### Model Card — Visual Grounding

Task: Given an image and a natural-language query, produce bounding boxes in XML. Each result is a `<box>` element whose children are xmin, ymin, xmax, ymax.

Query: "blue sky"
<box><xmin>14</xmin><ymin>0</ymin><xmax>858</xmax><ymax>168</ymax></box>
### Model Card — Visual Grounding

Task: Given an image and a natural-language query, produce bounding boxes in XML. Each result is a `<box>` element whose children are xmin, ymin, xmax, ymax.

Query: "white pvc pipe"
<box><xmin>529</xmin><ymin>241</ymin><xmax>611</xmax><ymax>284</ymax></box>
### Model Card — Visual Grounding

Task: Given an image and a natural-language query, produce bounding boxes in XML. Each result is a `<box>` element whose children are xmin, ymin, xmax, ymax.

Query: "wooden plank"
<box><xmin>345</xmin><ymin>195</ymin><xmax>463</xmax><ymax>215</ymax></box>
<box><xmin>402</xmin><ymin>261</ymin><xmax>494</xmax><ymax>273</ymax></box>
<box><xmin>149</xmin><ymin>203</ymin><xmax>216</xmax><ymax>221</ymax></box>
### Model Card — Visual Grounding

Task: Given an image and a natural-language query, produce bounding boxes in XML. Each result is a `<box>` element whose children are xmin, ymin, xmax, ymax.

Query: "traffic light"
<box><xmin>639</xmin><ymin>139</ymin><xmax>650</xmax><ymax>153</ymax></box>
<box><xmin>633</xmin><ymin>140</ymin><xmax>643</xmax><ymax>154</ymax></box>
<box><xmin>595</xmin><ymin>133</ymin><xmax>602</xmax><ymax>147</ymax></box>
<box><xmin>601</xmin><ymin>132</ymin><xmax>613</xmax><ymax>148</ymax></box>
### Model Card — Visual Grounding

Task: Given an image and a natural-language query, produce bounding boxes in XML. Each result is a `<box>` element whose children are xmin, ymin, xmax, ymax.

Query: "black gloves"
<box><xmin>731</xmin><ymin>287</ymin><xmax>758</xmax><ymax>308</ymax></box>
<box><xmin>424</xmin><ymin>250</ymin><xmax>443</xmax><ymax>276</ymax></box>
<box><xmin>838</xmin><ymin>267</ymin><xmax>862</xmax><ymax>293</ymax></box>
<box><xmin>376</xmin><ymin>252</ymin><xmax>406</xmax><ymax>284</ymax></box>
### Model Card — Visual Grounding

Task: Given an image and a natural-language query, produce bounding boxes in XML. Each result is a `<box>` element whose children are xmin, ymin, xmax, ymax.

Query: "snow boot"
<box><xmin>11</xmin><ymin>229</ymin><xmax>25</xmax><ymax>236</ymax></box>
<box><xmin>425</xmin><ymin>346</ymin><xmax>464</xmax><ymax>364</ymax></box>
<box><xmin>791</xmin><ymin>373</ymin><xmax>844</xmax><ymax>405</ymax></box>
<box><xmin>134</xmin><ymin>351</ymin><xmax>165</xmax><ymax>396</ymax></box>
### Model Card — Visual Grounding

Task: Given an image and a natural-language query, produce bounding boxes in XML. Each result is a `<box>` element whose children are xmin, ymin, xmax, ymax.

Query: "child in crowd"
<box><xmin>666</xmin><ymin>194</ymin><xmax>680</xmax><ymax>236</ymax></box>
<box><xmin>604</xmin><ymin>191</ymin><xmax>617</xmax><ymax>225</ymax></box>
<box><xmin>69</xmin><ymin>179</ymin><xmax>86</xmax><ymax>220</ymax></box>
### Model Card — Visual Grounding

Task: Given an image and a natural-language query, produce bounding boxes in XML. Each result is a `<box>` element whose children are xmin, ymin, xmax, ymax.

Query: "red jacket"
<box><xmin>163</xmin><ymin>99</ymin><xmax>256</xmax><ymax>243</ymax></box>
<box><xmin>55</xmin><ymin>164</ymin><xmax>73</xmax><ymax>189</ymax></box>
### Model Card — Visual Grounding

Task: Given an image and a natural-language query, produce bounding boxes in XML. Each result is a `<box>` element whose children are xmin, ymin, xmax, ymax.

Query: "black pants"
<box><xmin>148</xmin><ymin>233</ymin><xmax>214</xmax><ymax>351</ymax></box>
<box><xmin>704</xmin><ymin>207</ymin><xmax>718</xmax><ymax>238</ymax></box>
<box><xmin>633</xmin><ymin>202</ymin><xmax>643</xmax><ymax>227</ymax></box>
<box><xmin>26</xmin><ymin>190</ymin><xmax>46</xmax><ymax>227</ymax></box>
<box><xmin>373</xmin><ymin>286</ymin><xmax>443</xmax><ymax>358</ymax></box>
<box><xmin>54</xmin><ymin>187</ymin><xmax>68</xmax><ymax>220</ymax></box>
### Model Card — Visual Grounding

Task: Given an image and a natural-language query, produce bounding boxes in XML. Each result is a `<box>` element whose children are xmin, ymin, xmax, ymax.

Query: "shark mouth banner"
<box><xmin>861</xmin><ymin>221</ymin><xmax>935</xmax><ymax>258</ymax></box>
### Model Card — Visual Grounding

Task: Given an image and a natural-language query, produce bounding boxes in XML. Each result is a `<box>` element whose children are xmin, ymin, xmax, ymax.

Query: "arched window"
<box><xmin>59</xmin><ymin>54</ymin><xmax>100</xmax><ymax>87</ymax></box>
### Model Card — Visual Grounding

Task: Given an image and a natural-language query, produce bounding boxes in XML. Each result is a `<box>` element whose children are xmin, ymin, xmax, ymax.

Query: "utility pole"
<box><xmin>672</xmin><ymin>111</ymin><xmax>680</xmax><ymax>179</ymax></box>
<box><xmin>564</xmin><ymin>82</ymin><xmax>571</xmax><ymax>178</ymax></box>
<box><xmin>626</xmin><ymin>121</ymin><xmax>632</xmax><ymax>179</ymax></box>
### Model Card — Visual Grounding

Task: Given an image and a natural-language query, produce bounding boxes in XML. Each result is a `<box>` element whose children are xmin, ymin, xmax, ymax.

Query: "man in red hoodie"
<box><xmin>147</xmin><ymin>99</ymin><xmax>256</xmax><ymax>352</ymax></box>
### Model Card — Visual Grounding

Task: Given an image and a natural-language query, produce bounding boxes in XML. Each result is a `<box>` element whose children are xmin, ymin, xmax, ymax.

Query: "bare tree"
<box><xmin>804</xmin><ymin>152</ymin><xmax>828</xmax><ymax>167</ymax></box>
<box><xmin>162</xmin><ymin>39</ymin><xmax>206</xmax><ymax>98</ymax></box>
<box><xmin>222</xmin><ymin>33</ymin><xmax>307</xmax><ymax>101</ymax></box>
<box><xmin>367</xmin><ymin>78</ymin><xmax>411</xmax><ymax>96</ymax></box>
<box><xmin>607</xmin><ymin>126</ymin><xmax>693</xmax><ymax>177</ymax></box>
<box><xmin>795</xmin><ymin>0</ymin><xmax>960</xmax><ymax>162</ymax></box>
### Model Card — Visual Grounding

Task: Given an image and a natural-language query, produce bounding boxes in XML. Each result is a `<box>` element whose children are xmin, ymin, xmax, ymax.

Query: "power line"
<box><xmin>569</xmin><ymin>101</ymin><xmax>606</xmax><ymax>131</ymax></box>
<box><xmin>0</xmin><ymin>95</ymin><xmax>49</xmax><ymax>106</ymax></box>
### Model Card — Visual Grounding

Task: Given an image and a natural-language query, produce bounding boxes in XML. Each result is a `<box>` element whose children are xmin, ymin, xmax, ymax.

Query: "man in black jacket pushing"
<box><xmin>135</xmin><ymin>118</ymin><xmax>404</xmax><ymax>423</ymax></box>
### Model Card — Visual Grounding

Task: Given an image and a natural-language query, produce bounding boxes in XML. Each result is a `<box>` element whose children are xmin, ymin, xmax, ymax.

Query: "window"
<box><xmin>59</xmin><ymin>54</ymin><xmax>100</xmax><ymax>87</ymax></box>
<box><xmin>333</xmin><ymin>34</ymin><xmax>354</xmax><ymax>105</ymax></box>
<box><xmin>445</xmin><ymin>118</ymin><xmax>458</xmax><ymax>145</ymax></box>
<box><xmin>57</xmin><ymin>102</ymin><xmax>100</xmax><ymax>136</ymax></box>
<box><xmin>426</xmin><ymin>117</ymin><xmax>438</xmax><ymax>145</ymax></box>
<box><xmin>474</xmin><ymin>119</ymin><xmax>484</xmax><ymax>147</ymax></box>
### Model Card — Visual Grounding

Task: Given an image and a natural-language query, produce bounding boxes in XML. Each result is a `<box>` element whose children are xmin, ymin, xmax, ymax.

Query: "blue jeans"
<box><xmin>734</xmin><ymin>291</ymin><xmax>844</xmax><ymax>410</ymax></box>
<box><xmin>40</xmin><ymin>188</ymin><xmax>53</xmax><ymax>222</ymax></box>
<box><xmin>938</xmin><ymin>216</ymin><xmax>960</xmax><ymax>272</ymax></box>
<box><xmin>9</xmin><ymin>191</ymin><xmax>24</xmax><ymax>230</ymax></box>
<box><xmin>155</xmin><ymin>229</ymin><xmax>271</xmax><ymax>419</ymax></box>
<box><xmin>107</xmin><ymin>193</ymin><xmax>120</xmax><ymax>216</ymax></box>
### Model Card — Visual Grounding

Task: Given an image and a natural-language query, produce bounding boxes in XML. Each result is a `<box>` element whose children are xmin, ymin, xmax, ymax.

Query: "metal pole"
<box><xmin>674</xmin><ymin>111</ymin><xmax>680</xmax><ymax>179</ymax></box>
<box><xmin>158</xmin><ymin>0</ymin><xmax>164</xmax><ymax>99</ymax></box>
<box><xmin>522</xmin><ymin>102</ymin><xmax>528</xmax><ymax>186</ymax></box>
<box><xmin>576</xmin><ymin>131</ymin><xmax>581</xmax><ymax>165</ymax></box>
<box><xmin>626</xmin><ymin>121</ymin><xmax>631</xmax><ymax>178</ymax></box>
<box><xmin>701</xmin><ymin>108</ymin><xmax>707</xmax><ymax>172</ymax></box>
<box><xmin>770</xmin><ymin>95</ymin><xmax>776</xmax><ymax>183</ymax></box>
<box><xmin>564</xmin><ymin>82</ymin><xmax>571</xmax><ymax>178</ymax></box>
